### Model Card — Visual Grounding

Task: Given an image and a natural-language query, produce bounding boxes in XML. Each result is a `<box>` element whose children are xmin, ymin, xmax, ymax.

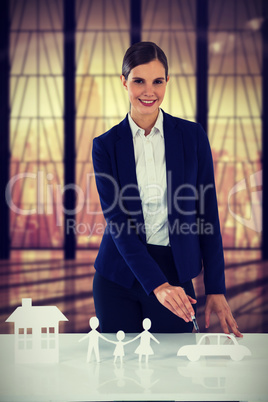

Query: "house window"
<box><xmin>49</xmin><ymin>327</ymin><xmax>56</xmax><ymax>349</ymax></box>
<box><xmin>41</xmin><ymin>327</ymin><xmax>47</xmax><ymax>336</ymax></box>
<box><xmin>41</xmin><ymin>327</ymin><xmax>48</xmax><ymax>349</ymax></box>
<box><xmin>26</xmin><ymin>327</ymin><xmax>33</xmax><ymax>349</ymax></box>
<box><xmin>18</xmin><ymin>327</ymin><xmax>33</xmax><ymax>349</ymax></box>
<box><xmin>18</xmin><ymin>328</ymin><xmax>24</xmax><ymax>336</ymax></box>
<box><xmin>18</xmin><ymin>328</ymin><xmax>24</xmax><ymax>349</ymax></box>
<box><xmin>49</xmin><ymin>327</ymin><xmax>55</xmax><ymax>335</ymax></box>
<box><xmin>41</xmin><ymin>327</ymin><xmax>56</xmax><ymax>349</ymax></box>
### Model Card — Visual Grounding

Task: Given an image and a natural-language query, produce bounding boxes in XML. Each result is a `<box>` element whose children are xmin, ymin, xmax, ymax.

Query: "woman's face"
<box><xmin>121</xmin><ymin>59</ymin><xmax>169</xmax><ymax>122</ymax></box>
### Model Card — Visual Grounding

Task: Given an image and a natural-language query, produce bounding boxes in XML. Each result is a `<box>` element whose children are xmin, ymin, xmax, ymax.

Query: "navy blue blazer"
<box><xmin>92</xmin><ymin>110</ymin><xmax>226</xmax><ymax>296</ymax></box>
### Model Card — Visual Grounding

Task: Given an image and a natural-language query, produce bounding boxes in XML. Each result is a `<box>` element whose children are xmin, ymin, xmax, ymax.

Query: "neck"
<box><xmin>130</xmin><ymin>109</ymin><xmax>159</xmax><ymax>136</ymax></box>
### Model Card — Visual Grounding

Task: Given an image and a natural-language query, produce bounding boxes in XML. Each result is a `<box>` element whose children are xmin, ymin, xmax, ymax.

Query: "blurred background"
<box><xmin>0</xmin><ymin>0</ymin><xmax>267</xmax><ymax>334</ymax></box>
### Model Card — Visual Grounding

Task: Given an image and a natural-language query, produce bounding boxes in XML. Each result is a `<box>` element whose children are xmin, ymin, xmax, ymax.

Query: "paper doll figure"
<box><xmin>134</xmin><ymin>318</ymin><xmax>160</xmax><ymax>363</ymax></box>
<box><xmin>79</xmin><ymin>316</ymin><xmax>110</xmax><ymax>363</ymax></box>
<box><xmin>110</xmin><ymin>330</ymin><xmax>136</xmax><ymax>364</ymax></box>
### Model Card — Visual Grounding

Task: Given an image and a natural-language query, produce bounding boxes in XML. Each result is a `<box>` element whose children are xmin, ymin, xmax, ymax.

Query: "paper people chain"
<box><xmin>79</xmin><ymin>317</ymin><xmax>160</xmax><ymax>364</ymax></box>
<box><xmin>112</xmin><ymin>318</ymin><xmax>160</xmax><ymax>364</ymax></box>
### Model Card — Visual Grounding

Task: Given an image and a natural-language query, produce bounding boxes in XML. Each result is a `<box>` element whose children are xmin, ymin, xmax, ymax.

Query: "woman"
<box><xmin>92</xmin><ymin>41</ymin><xmax>242</xmax><ymax>336</ymax></box>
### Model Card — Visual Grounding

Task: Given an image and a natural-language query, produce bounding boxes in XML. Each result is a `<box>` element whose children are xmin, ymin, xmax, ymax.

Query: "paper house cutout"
<box><xmin>6</xmin><ymin>298</ymin><xmax>68</xmax><ymax>364</ymax></box>
<box><xmin>177</xmin><ymin>333</ymin><xmax>251</xmax><ymax>362</ymax></box>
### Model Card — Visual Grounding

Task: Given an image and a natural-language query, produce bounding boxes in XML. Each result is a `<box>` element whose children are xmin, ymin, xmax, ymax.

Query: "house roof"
<box><xmin>6</xmin><ymin>299</ymin><xmax>68</xmax><ymax>327</ymax></box>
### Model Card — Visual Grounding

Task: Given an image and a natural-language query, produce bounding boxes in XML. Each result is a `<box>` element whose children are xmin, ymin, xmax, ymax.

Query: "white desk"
<box><xmin>0</xmin><ymin>333</ymin><xmax>267</xmax><ymax>402</ymax></box>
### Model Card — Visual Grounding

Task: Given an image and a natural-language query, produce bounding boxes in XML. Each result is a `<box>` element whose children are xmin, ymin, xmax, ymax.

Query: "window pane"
<box><xmin>208</xmin><ymin>0</ymin><xmax>262</xmax><ymax>248</ymax></box>
<box><xmin>9</xmin><ymin>0</ymin><xmax>64</xmax><ymax>248</ymax></box>
<box><xmin>75</xmin><ymin>0</ymin><xmax>130</xmax><ymax>248</ymax></box>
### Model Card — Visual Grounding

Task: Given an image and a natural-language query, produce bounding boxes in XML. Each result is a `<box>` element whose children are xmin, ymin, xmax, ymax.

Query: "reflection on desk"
<box><xmin>0</xmin><ymin>333</ymin><xmax>267</xmax><ymax>401</ymax></box>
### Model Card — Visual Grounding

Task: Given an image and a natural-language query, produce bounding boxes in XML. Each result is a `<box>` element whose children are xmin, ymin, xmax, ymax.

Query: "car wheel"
<box><xmin>231</xmin><ymin>353</ymin><xmax>243</xmax><ymax>361</ymax></box>
<box><xmin>188</xmin><ymin>353</ymin><xmax>200</xmax><ymax>362</ymax></box>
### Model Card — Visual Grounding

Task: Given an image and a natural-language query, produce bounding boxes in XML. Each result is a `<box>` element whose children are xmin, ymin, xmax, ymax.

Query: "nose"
<box><xmin>143</xmin><ymin>83</ymin><xmax>154</xmax><ymax>97</ymax></box>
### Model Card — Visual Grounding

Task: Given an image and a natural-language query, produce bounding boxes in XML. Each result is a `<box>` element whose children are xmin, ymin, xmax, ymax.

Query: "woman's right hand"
<box><xmin>153</xmin><ymin>282</ymin><xmax>197</xmax><ymax>322</ymax></box>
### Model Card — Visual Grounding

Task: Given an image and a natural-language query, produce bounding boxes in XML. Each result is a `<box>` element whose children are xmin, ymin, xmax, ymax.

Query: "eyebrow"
<box><xmin>131</xmin><ymin>76</ymin><xmax>165</xmax><ymax>80</ymax></box>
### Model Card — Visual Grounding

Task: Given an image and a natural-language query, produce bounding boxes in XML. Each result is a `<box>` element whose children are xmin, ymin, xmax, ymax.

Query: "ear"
<box><xmin>120</xmin><ymin>74</ymin><xmax>128</xmax><ymax>90</ymax></box>
<box><xmin>166</xmin><ymin>75</ymin><xmax>170</xmax><ymax>83</ymax></box>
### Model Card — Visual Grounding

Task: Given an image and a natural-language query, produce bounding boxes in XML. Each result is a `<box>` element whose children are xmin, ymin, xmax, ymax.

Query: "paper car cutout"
<box><xmin>177</xmin><ymin>333</ymin><xmax>251</xmax><ymax>362</ymax></box>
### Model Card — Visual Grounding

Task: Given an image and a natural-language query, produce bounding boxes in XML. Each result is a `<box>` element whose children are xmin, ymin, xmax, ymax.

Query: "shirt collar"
<box><xmin>128</xmin><ymin>109</ymin><xmax>164</xmax><ymax>139</ymax></box>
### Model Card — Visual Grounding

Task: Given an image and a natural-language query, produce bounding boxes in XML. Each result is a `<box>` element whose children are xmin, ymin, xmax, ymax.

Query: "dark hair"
<box><xmin>122</xmin><ymin>41</ymin><xmax>168</xmax><ymax>81</ymax></box>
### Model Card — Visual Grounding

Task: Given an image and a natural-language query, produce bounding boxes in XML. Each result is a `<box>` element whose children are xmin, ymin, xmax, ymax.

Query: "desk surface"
<box><xmin>0</xmin><ymin>333</ymin><xmax>267</xmax><ymax>402</ymax></box>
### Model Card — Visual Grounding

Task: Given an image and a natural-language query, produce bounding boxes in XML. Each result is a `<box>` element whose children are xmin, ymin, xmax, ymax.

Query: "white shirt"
<box><xmin>128</xmin><ymin>109</ymin><xmax>169</xmax><ymax>246</ymax></box>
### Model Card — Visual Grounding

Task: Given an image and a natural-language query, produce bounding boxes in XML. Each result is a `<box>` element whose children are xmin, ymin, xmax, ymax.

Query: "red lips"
<box><xmin>139</xmin><ymin>99</ymin><xmax>157</xmax><ymax>107</ymax></box>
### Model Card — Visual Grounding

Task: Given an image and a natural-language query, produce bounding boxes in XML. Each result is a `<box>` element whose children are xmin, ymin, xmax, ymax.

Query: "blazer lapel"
<box><xmin>115</xmin><ymin>116</ymin><xmax>146</xmax><ymax>242</ymax></box>
<box><xmin>163</xmin><ymin>111</ymin><xmax>185</xmax><ymax>221</ymax></box>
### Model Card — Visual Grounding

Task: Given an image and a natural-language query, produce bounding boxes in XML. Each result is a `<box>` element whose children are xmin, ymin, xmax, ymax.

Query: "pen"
<box><xmin>191</xmin><ymin>315</ymin><xmax>200</xmax><ymax>333</ymax></box>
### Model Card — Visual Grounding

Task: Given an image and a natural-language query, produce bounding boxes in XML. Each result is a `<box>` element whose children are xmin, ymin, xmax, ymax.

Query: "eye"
<box><xmin>154</xmin><ymin>80</ymin><xmax>164</xmax><ymax>84</ymax></box>
<box><xmin>134</xmin><ymin>79</ymin><xmax>144</xmax><ymax>84</ymax></box>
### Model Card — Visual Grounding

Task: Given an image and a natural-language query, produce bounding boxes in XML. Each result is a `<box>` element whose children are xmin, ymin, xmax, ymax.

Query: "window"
<box><xmin>75</xmin><ymin>0</ymin><xmax>130</xmax><ymax>248</ymax></box>
<box><xmin>9</xmin><ymin>0</ymin><xmax>64</xmax><ymax>248</ymax></box>
<box><xmin>17</xmin><ymin>327</ymin><xmax>33</xmax><ymax>349</ymax></box>
<box><xmin>208</xmin><ymin>0</ymin><xmax>262</xmax><ymax>248</ymax></box>
<box><xmin>9</xmin><ymin>0</ymin><xmax>263</xmax><ymax>250</ymax></box>
<box><xmin>142</xmin><ymin>0</ymin><xmax>196</xmax><ymax>121</ymax></box>
<box><xmin>41</xmin><ymin>326</ymin><xmax>56</xmax><ymax>349</ymax></box>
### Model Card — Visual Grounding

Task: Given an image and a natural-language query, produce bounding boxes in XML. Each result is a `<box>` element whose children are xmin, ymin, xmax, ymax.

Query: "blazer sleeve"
<box><xmin>92</xmin><ymin>136</ymin><xmax>168</xmax><ymax>295</ymax></box>
<box><xmin>196</xmin><ymin>123</ymin><xmax>226</xmax><ymax>295</ymax></box>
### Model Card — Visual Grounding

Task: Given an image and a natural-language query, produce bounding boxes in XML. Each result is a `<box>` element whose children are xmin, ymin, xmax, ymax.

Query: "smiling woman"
<box><xmin>92</xmin><ymin>41</ymin><xmax>242</xmax><ymax>336</ymax></box>
<box><xmin>120</xmin><ymin>42</ymin><xmax>169</xmax><ymax>135</ymax></box>
<box><xmin>121</xmin><ymin>59</ymin><xmax>169</xmax><ymax>135</ymax></box>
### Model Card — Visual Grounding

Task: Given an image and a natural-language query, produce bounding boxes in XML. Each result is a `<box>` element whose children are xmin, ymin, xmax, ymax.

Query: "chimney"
<box><xmin>21</xmin><ymin>298</ymin><xmax>32</xmax><ymax>308</ymax></box>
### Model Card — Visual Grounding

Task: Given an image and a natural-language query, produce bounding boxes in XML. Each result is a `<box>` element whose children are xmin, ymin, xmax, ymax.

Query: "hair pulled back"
<box><xmin>122</xmin><ymin>41</ymin><xmax>168</xmax><ymax>81</ymax></box>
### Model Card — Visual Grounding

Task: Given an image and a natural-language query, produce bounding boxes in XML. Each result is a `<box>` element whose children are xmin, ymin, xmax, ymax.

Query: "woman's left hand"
<box><xmin>205</xmin><ymin>294</ymin><xmax>243</xmax><ymax>337</ymax></box>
